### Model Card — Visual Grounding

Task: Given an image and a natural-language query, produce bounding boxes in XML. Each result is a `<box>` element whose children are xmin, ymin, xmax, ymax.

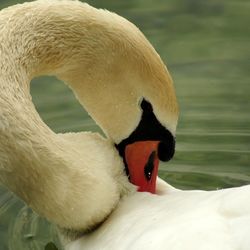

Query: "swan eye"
<box><xmin>144</xmin><ymin>151</ymin><xmax>156</xmax><ymax>181</ymax></box>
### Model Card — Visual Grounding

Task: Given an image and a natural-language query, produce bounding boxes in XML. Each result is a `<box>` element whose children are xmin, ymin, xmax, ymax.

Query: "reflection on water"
<box><xmin>0</xmin><ymin>0</ymin><xmax>249</xmax><ymax>249</ymax></box>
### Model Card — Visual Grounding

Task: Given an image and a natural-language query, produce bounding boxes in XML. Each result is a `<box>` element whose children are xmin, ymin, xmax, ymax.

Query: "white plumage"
<box><xmin>68</xmin><ymin>183</ymin><xmax>250</xmax><ymax>250</ymax></box>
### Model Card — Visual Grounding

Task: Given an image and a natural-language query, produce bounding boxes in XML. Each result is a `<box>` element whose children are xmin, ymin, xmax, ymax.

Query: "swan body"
<box><xmin>0</xmin><ymin>1</ymin><xmax>249</xmax><ymax>250</ymax></box>
<box><xmin>68</xmin><ymin>184</ymin><xmax>250</xmax><ymax>250</ymax></box>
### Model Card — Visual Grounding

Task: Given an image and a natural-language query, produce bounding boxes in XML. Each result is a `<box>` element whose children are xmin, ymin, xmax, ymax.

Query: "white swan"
<box><xmin>0</xmin><ymin>1</ymin><xmax>249</xmax><ymax>250</ymax></box>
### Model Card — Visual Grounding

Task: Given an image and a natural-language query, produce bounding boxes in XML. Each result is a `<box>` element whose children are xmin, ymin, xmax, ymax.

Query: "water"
<box><xmin>0</xmin><ymin>0</ymin><xmax>250</xmax><ymax>249</ymax></box>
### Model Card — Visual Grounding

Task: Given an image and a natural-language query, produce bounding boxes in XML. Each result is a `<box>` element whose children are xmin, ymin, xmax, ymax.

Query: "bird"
<box><xmin>0</xmin><ymin>1</ymin><xmax>249</xmax><ymax>250</ymax></box>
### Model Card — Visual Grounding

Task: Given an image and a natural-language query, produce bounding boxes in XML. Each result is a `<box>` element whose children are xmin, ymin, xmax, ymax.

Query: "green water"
<box><xmin>0</xmin><ymin>0</ymin><xmax>250</xmax><ymax>249</ymax></box>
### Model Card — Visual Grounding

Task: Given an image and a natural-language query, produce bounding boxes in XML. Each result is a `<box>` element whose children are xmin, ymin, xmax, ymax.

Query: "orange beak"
<box><xmin>125</xmin><ymin>141</ymin><xmax>159</xmax><ymax>194</ymax></box>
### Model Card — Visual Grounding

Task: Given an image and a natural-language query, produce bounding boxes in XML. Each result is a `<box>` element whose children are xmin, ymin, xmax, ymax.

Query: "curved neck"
<box><xmin>0</xmin><ymin>0</ymin><xmax>176</xmax><ymax>235</ymax></box>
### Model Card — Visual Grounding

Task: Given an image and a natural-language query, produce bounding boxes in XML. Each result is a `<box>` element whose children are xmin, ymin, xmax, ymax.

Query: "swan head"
<box><xmin>115</xmin><ymin>99</ymin><xmax>176</xmax><ymax>194</ymax></box>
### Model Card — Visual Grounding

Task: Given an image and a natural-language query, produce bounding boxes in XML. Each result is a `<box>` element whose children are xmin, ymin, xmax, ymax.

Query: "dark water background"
<box><xmin>0</xmin><ymin>0</ymin><xmax>250</xmax><ymax>249</ymax></box>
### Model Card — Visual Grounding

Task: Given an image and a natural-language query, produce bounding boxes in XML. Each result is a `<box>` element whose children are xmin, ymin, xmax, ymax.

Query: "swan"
<box><xmin>0</xmin><ymin>1</ymin><xmax>249</xmax><ymax>250</ymax></box>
